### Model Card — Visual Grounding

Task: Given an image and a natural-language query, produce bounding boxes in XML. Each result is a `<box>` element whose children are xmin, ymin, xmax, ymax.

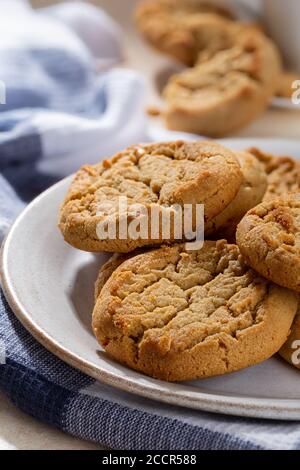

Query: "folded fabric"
<box><xmin>40</xmin><ymin>0</ymin><xmax>123</xmax><ymax>65</ymax></box>
<box><xmin>0</xmin><ymin>175</ymin><xmax>24</xmax><ymax>241</ymax></box>
<box><xmin>0</xmin><ymin>0</ymin><xmax>300</xmax><ymax>451</ymax></box>
<box><xmin>0</xmin><ymin>0</ymin><xmax>146</xmax><ymax>180</ymax></box>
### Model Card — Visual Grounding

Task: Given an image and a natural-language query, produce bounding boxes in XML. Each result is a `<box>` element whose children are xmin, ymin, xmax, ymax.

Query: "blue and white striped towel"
<box><xmin>0</xmin><ymin>0</ymin><xmax>300</xmax><ymax>450</ymax></box>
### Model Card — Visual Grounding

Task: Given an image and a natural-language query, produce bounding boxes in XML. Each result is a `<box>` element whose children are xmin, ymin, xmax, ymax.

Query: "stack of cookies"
<box><xmin>135</xmin><ymin>0</ymin><xmax>294</xmax><ymax>137</ymax></box>
<box><xmin>59</xmin><ymin>140</ymin><xmax>300</xmax><ymax>381</ymax></box>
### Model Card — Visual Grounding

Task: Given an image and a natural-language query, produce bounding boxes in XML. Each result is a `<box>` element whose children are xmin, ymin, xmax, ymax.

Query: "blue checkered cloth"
<box><xmin>1</xmin><ymin>0</ymin><xmax>300</xmax><ymax>451</ymax></box>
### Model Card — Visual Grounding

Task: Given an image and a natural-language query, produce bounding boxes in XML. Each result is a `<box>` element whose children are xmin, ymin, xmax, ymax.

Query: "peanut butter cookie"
<box><xmin>135</xmin><ymin>0</ymin><xmax>233</xmax><ymax>66</ymax></box>
<box><xmin>279</xmin><ymin>310</ymin><xmax>300</xmax><ymax>371</ymax></box>
<box><xmin>236</xmin><ymin>193</ymin><xmax>300</xmax><ymax>292</ymax></box>
<box><xmin>247</xmin><ymin>147</ymin><xmax>300</xmax><ymax>201</ymax></box>
<box><xmin>163</xmin><ymin>29</ymin><xmax>281</xmax><ymax>136</ymax></box>
<box><xmin>136</xmin><ymin>1</ymin><xmax>281</xmax><ymax>136</ymax></box>
<box><xmin>205</xmin><ymin>151</ymin><xmax>267</xmax><ymax>236</ymax></box>
<box><xmin>59</xmin><ymin>141</ymin><xmax>242</xmax><ymax>253</ymax></box>
<box><xmin>92</xmin><ymin>241</ymin><xmax>298</xmax><ymax>381</ymax></box>
<box><xmin>95</xmin><ymin>252</ymin><xmax>138</xmax><ymax>301</ymax></box>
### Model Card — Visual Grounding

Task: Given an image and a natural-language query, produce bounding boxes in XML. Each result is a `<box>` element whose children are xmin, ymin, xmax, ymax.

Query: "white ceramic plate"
<box><xmin>1</xmin><ymin>138</ymin><xmax>300</xmax><ymax>421</ymax></box>
<box><xmin>272</xmin><ymin>97</ymin><xmax>300</xmax><ymax>111</ymax></box>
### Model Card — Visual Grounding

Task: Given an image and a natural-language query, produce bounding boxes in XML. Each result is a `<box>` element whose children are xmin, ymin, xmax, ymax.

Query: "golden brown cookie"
<box><xmin>236</xmin><ymin>193</ymin><xmax>300</xmax><ymax>292</ymax></box>
<box><xmin>94</xmin><ymin>252</ymin><xmax>141</xmax><ymax>301</ymax></box>
<box><xmin>135</xmin><ymin>0</ymin><xmax>234</xmax><ymax>66</ymax></box>
<box><xmin>163</xmin><ymin>29</ymin><xmax>281</xmax><ymax>136</ymax></box>
<box><xmin>205</xmin><ymin>151</ymin><xmax>267</xmax><ymax>236</ymax></box>
<box><xmin>247</xmin><ymin>147</ymin><xmax>300</xmax><ymax>201</ymax></box>
<box><xmin>279</xmin><ymin>310</ymin><xmax>300</xmax><ymax>370</ymax></box>
<box><xmin>92</xmin><ymin>240</ymin><xmax>298</xmax><ymax>381</ymax></box>
<box><xmin>95</xmin><ymin>254</ymin><xmax>125</xmax><ymax>302</ymax></box>
<box><xmin>59</xmin><ymin>141</ymin><xmax>243</xmax><ymax>253</ymax></box>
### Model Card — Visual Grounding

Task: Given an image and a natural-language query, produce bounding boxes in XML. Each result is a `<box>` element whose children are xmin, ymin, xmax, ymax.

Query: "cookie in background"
<box><xmin>135</xmin><ymin>0</ymin><xmax>283</xmax><ymax>136</ymax></box>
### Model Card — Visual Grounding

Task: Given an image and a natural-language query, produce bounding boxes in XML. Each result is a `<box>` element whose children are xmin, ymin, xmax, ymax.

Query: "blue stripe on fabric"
<box><xmin>0</xmin><ymin>123</ymin><xmax>42</xmax><ymax>169</ymax></box>
<box><xmin>2</xmin><ymin>164</ymin><xmax>59</xmax><ymax>202</ymax></box>
<box><xmin>0</xmin><ymin>47</ymin><xmax>94</xmax><ymax>114</ymax></box>
<box><xmin>63</xmin><ymin>394</ymin><xmax>263</xmax><ymax>451</ymax></box>
<box><xmin>0</xmin><ymin>358</ymin><xmax>76</xmax><ymax>428</ymax></box>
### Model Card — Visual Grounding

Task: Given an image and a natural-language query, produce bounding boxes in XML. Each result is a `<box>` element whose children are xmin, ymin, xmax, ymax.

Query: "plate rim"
<box><xmin>2</xmin><ymin>138</ymin><xmax>300</xmax><ymax>421</ymax></box>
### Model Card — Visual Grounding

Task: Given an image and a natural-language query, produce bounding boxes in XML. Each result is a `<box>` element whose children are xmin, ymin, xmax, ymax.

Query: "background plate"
<box><xmin>1</xmin><ymin>138</ymin><xmax>300</xmax><ymax>420</ymax></box>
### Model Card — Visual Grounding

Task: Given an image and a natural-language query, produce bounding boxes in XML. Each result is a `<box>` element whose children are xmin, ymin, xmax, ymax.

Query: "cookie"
<box><xmin>59</xmin><ymin>141</ymin><xmax>243</xmax><ymax>253</ymax></box>
<box><xmin>247</xmin><ymin>147</ymin><xmax>300</xmax><ymax>201</ymax></box>
<box><xmin>163</xmin><ymin>29</ymin><xmax>281</xmax><ymax>136</ymax></box>
<box><xmin>236</xmin><ymin>193</ymin><xmax>300</xmax><ymax>292</ymax></box>
<box><xmin>205</xmin><ymin>151</ymin><xmax>267</xmax><ymax>236</ymax></box>
<box><xmin>279</xmin><ymin>310</ymin><xmax>300</xmax><ymax>370</ymax></box>
<box><xmin>95</xmin><ymin>252</ymin><xmax>138</xmax><ymax>301</ymax></box>
<box><xmin>92</xmin><ymin>241</ymin><xmax>298</xmax><ymax>381</ymax></box>
<box><xmin>135</xmin><ymin>0</ymin><xmax>233</xmax><ymax>66</ymax></box>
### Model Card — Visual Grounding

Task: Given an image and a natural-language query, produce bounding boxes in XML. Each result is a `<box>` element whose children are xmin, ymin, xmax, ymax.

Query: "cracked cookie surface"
<box><xmin>59</xmin><ymin>141</ymin><xmax>242</xmax><ymax>253</ymax></box>
<box><xmin>135</xmin><ymin>0</ymin><xmax>233</xmax><ymax>66</ymax></box>
<box><xmin>94</xmin><ymin>252</ymin><xmax>140</xmax><ymax>301</ymax></box>
<box><xmin>205</xmin><ymin>151</ymin><xmax>267</xmax><ymax>237</ymax></box>
<box><xmin>237</xmin><ymin>193</ymin><xmax>300</xmax><ymax>292</ymax></box>
<box><xmin>92</xmin><ymin>240</ymin><xmax>297</xmax><ymax>381</ymax></box>
<box><xmin>136</xmin><ymin>1</ymin><xmax>281</xmax><ymax>136</ymax></box>
<box><xmin>163</xmin><ymin>30</ymin><xmax>281</xmax><ymax>136</ymax></box>
<box><xmin>247</xmin><ymin>147</ymin><xmax>300</xmax><ymax>201</ymax></box>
